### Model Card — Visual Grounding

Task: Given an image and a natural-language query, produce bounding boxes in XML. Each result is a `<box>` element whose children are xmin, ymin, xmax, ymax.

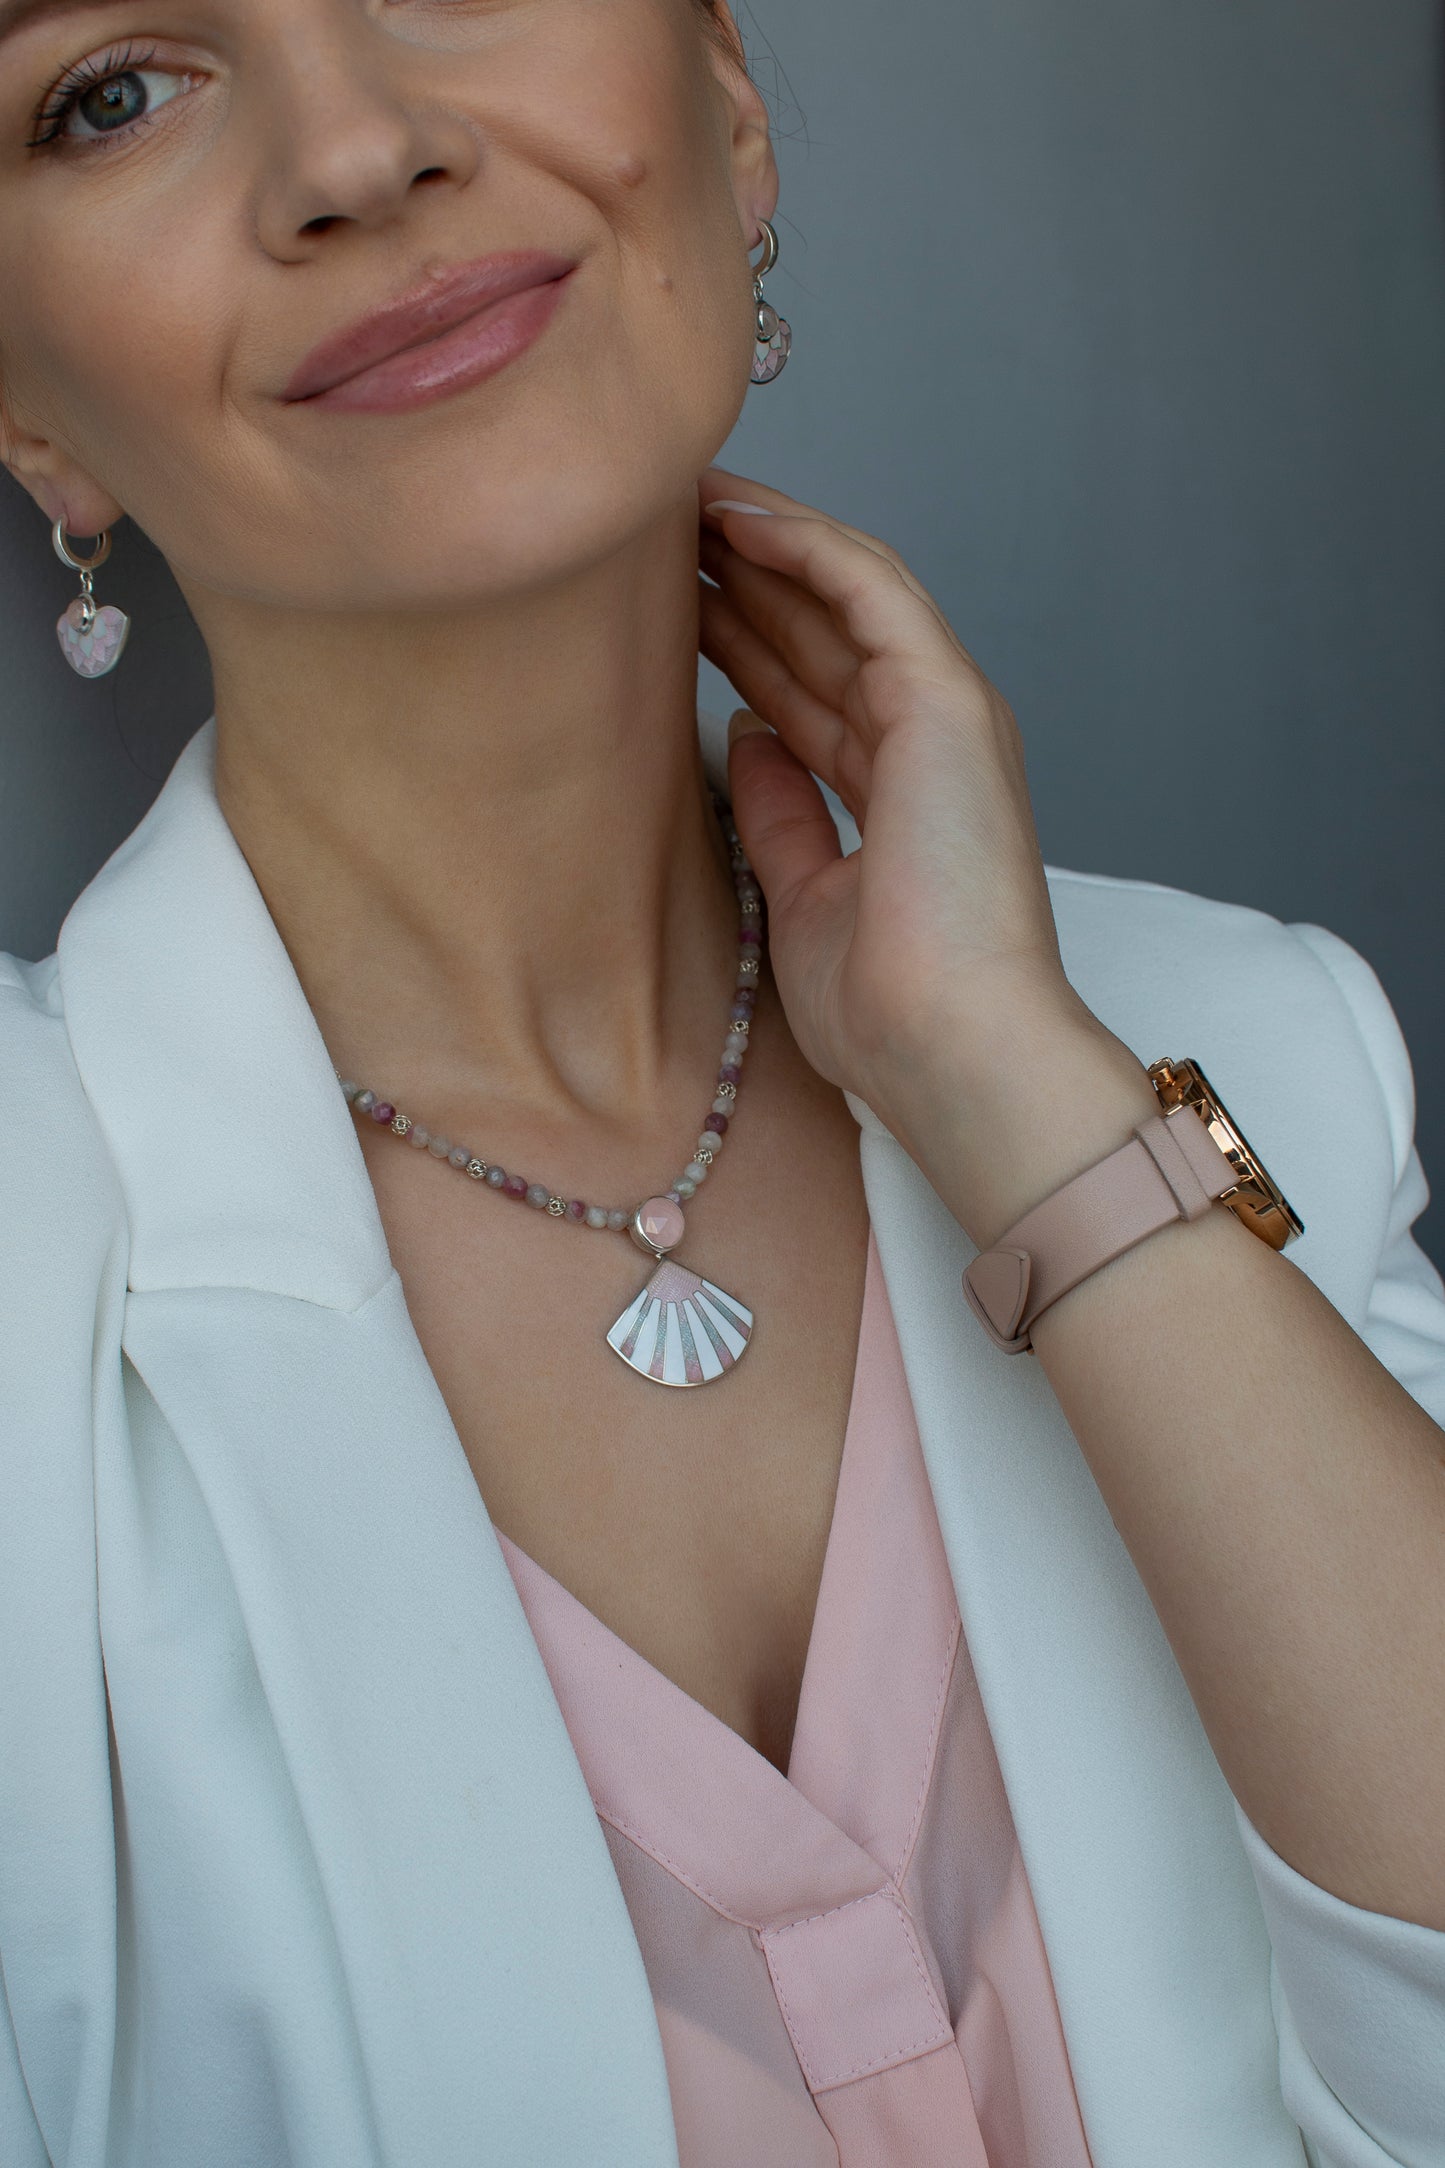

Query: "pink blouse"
<box><xmin>497</xmin><ymin>1224</ymin><xmax>1095</xmax><ymax>2166</ymax></box>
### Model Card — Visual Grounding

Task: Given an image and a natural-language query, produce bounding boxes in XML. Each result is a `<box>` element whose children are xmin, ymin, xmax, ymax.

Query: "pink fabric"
<box><xmin>497</xmin><ymin>1224</ymin><xmax>1094</xmax><ymax>2166</ymax></box>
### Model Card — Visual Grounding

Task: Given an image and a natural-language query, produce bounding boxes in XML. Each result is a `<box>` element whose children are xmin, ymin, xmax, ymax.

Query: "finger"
<box><xmin>699</xmin><ymin>524</ymin><xmax>859</xmax><ymax>712</ymax></box>
<box><xmin>699</xmin><ymin>467</ymin><xmax>966</xmax><ymax>647</ymax></box>
<box><xmin>697</xmin><ymin>576</ymin><xmax>868</xmax><ymax>817</ymax></box>
<box><xmin>702</xmin><ymin>501</ymin><xmax>957</xmax><ymax>688</ymax></box>
<box><xmin>726</xmin><ymin>712</ymin><xmax>850</xmax><ymax>923</ymax></box>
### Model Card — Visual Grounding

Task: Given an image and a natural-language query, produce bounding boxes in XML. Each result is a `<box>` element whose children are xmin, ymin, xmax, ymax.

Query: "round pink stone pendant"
<box><xmin>629</xmin><ymin>1195</ymin><xmax>686</xmax><ymax>1256</ymax></box>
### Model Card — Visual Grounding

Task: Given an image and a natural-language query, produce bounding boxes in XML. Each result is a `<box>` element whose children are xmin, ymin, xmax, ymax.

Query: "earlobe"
<box><xmin>1</xmin><ymin>440</ymin><xmax>125</xmax><ymax>541</ymax></box>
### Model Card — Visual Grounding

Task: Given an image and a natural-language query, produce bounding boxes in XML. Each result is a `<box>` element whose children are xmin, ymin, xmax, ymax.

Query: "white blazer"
<box><xmin>2</xmin><ymin>706</ymin><xmax>1444</xmax><ymax>2168</ymax></box>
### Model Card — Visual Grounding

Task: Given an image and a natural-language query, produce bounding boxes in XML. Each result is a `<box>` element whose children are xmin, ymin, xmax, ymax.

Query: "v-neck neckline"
<box><xmin>495</xmin><ymin>1222</ymin><xmax>964</xmax><ymax>1930</ymax></box>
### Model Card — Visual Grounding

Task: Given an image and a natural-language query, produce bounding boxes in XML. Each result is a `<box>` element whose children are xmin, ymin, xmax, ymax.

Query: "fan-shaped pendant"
<box><xmin>607</xmin><ymin>1257</ymin><xmax>754</xmax><ymax>1387</ymax></box>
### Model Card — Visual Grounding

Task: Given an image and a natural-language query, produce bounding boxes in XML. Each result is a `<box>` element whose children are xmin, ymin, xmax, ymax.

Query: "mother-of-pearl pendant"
<box><xmin>606</xmin><ymin>1195</ymin><xmax>753</xmax><ymax>1387</ymax></box>
<box><xmin>56</xmin><ymin>597</ymin><xmax>131</xmax><ymax>679</ymax></box>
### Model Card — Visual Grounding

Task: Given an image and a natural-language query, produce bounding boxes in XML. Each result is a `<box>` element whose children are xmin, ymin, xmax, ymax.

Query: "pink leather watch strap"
<box><xmin>962</xmin><ymin>1104</ymin><xmax>1237</xmax><ymax>1353</ymax></box>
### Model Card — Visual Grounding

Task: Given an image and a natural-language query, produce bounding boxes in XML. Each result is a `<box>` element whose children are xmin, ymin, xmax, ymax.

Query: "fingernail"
<box><xmin>705</xmin><ymin>499</ymin><xmax>774</xmax><ymax>518</ymax></box>
<box><xmin>728</xmin><ymin>708</ymin><xmax>773</xmax><ymax>745</ymax></box>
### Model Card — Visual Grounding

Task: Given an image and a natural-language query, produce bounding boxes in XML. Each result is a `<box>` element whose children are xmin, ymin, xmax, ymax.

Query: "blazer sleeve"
<box><xmin>1233</xmin><ymin>922</ymin><xmax>1445</xmax><ymax>2168</ymax></box>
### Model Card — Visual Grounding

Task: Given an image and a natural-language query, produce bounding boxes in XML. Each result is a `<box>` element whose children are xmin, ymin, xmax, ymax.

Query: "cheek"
<box><xmin>502</xmin><ymin>11</ymin><xmax>746</xmax><ymax>347</ymax></box>
<box><xmin>5</xmin><ymin>197</ymin><xmax>236</xmax><ymax>530</ymax></box>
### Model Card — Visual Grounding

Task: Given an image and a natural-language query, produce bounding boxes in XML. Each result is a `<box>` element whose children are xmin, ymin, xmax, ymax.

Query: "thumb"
<box><xmin>726</xmin><ymin>708</ymin><xmax>842</xmax><ymax>914</ymax></box>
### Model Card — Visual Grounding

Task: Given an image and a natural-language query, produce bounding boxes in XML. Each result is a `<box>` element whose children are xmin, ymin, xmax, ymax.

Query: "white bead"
<box><xmin>698</xmin><ymin>1132</ymin><xmax>720</xmax><ymax>1154</ymax></box>
<box><xmin>606</xmin><ymin>1209</ymin><xmax>628</xmax><ymax>1230</ymax></box>
<box><xmin>428</xmin><ymin>1135</ymin><xmax>451</xmax><ymax>1157</ymax></box>
<box><xmin>684</xmin><ymin>1161</ymin><xmax>707</xmax><ymax>1183</ymax></box>
<box><xmin>585</xmin><ymin>1206</ymin><xmax>609</xmax><ymax>1228</ymax></box>
<box><xmin>675</xmin><ymin>1178</ymin><xmax>697</xmax><ymax>1198</ymax></box>
<box><xmin>409</xmin><ymin>1126</ymin><xmax>430</xmax><ymax>1148</ymax></box>
<box><xmin>712</xmin><ymin>1096</ymin><xmax>732</xmax><ymax>1115</ymax></box>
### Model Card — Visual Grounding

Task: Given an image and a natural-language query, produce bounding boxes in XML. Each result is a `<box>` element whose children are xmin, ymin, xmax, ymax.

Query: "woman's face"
<box><xmin>0</xmin><ymin>0</ymin><xmax>774</xmax><ymax>612</ymax></box>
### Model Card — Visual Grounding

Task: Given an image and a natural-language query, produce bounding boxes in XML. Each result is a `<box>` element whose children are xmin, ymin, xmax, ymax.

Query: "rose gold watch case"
<box><xmin>1147</xmin><ymin>1057</ymin><xmax>1304</xmax><ymax>1250</ymax></box>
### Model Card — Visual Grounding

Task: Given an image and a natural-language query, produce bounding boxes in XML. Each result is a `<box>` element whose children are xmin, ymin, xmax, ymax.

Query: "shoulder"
<box><xmin>1046</xmin><ymin>859</ymin><xmax>1390</xmax><ymax>1039</ymax></box>
<box><xmin>1043</xmin><ymin>863</ymin><xmax>1436</xmax><ymax>1335</ymax></box>
<box><xmin>0</xmin><ymin>946</ymin><xmax>127</xmax><ymax>1374</ymax></box>
<box><xmin>1045</xmin><ymin>861</ymin><xmax>1408</xmax><ymax>1134</ymax></box>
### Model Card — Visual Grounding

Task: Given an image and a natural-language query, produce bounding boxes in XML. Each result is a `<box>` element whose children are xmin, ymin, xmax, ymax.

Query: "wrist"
<box><xmin>877</xmin><ymin>1001</ymin><xmax>1161</xmax><ymax>1252</ymax></box>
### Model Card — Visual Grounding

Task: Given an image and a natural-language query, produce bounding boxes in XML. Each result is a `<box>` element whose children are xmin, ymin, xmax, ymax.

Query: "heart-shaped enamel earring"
<box><xmin>749</xmin><ymin>219</ymin><xmax>791</xmax><ymax>385</ymax></box>
<box><xmin>52</xmin><ymin>518</ymin><xmax>131</xmax><ymax>679</ymax></box>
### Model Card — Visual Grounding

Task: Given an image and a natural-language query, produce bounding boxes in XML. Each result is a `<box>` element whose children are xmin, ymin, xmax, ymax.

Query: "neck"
<box><xmin>196</xmin><ymin>498</ymin><xmax>741</xmax><ymax>1158</ymax></box>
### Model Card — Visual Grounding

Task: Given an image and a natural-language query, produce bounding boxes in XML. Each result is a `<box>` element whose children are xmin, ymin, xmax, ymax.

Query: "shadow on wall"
<box><xmin>0</xmin><ymin>471</ymin><xmax>213</xmax><ymax>964</ymax></box>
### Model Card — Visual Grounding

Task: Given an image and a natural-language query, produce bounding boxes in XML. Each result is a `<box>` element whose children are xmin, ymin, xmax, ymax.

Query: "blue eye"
<box><xmin>28</xmin><ymin>42</ymin><xmax>192</xmax><ymax>152</ymax></box>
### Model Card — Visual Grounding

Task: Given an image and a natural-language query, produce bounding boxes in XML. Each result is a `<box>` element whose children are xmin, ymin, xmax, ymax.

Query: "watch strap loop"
<box><xmin>1134</xmin><ymin>1104</ymin><xmax>1232</xmax><ymax>1221</ymax></box>
<box><xmin>962</xmin><ymin>1104</ymin><xmax>1237</xmax><ymax>1354</ymax></box>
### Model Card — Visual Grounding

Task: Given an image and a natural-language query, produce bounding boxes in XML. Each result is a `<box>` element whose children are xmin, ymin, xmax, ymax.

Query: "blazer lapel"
<box><xmin>57</xmin><ymin>717</ymin><xmax>682</xmax><ymax>2167</ymax></box>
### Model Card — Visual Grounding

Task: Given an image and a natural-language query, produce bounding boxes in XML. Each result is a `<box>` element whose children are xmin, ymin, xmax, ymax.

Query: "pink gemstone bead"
<box><xmin>636</xmin><ymin>1195</ymin><xmax>686</xmax><ymax>1252</ymax></box>
<box><xmin>503</xmin><ymin>1174</ymin><xmax>529</xmax><ymax>1199</ymax></box>
<box><xmin>720</xmin><ymin>1063</ymin><xmax>742</xmax><ymax>1082</ymax></box>
<box><xmin>370</xmin><ymin>1102</ymin><xmax>395</xmax><ymax>1123</ymax></box>
<box><xmin>729</xmin><ymin>1003</ymin><xmax>751</xmax><ymax>1023</ymax></box>
<box><xmin>739</xmin><ymin>927</ymin><xmax>761</xmax><ymax>945</ymax></box>
<box><xmin>705</xmin><ymin>1113</ymin><xmax>728</xmax><ymax>1133</ymax></box>
<box><xmin>566</xmin><ymin>1199</ymin><xmax>587</xmax><ymax>1220</ymax></box>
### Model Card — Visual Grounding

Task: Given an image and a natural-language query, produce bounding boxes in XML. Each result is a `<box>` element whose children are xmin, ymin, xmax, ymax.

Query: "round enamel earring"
<box><xmin>749</xmin><ymin>219</ymin><xmax>791</xmax><ymax>385</ymax></box>
<box><xmin>52</xmin><ymin>518</ymin><xmax>131</xmax><ymax>678</ymax></box>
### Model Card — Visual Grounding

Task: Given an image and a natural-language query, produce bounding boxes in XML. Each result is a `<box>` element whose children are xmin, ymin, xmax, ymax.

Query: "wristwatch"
<box><xmin>962</xmin><ymin>1056</ymin><xmax>1303</xmax><ymax>1354</ymax></box>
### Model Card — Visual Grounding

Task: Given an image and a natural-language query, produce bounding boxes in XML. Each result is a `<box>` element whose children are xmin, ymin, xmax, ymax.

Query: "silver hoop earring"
<box><xmin>52</xmin><ymin>518</ymin><xmax>130</xmax><ymax>678</ymax></box>
<box><xmin>749</xmin><ymin>219</ymin><xmax>791</xmax><ymax>385</ymax></box>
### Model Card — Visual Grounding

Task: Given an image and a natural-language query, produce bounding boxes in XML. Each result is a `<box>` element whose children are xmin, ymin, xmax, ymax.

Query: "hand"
<box><xmin>696</xmin><ymin>462</ymin><xmax>1143</xmax><ymax>1219</ymax></box>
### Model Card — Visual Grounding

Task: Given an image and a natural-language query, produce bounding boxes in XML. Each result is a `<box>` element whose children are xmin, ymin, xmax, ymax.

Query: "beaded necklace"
<box><xmin>335</xmin><ymin>787</ymin><xmax>759</xmax><ymax>1388</ymax></box>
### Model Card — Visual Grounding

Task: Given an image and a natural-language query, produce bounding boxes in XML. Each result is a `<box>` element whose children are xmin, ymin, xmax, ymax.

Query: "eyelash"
<box><xmin>26</xmin><ymin>40</ymin><xmax>174</xmax><ymax>153</ymax></box>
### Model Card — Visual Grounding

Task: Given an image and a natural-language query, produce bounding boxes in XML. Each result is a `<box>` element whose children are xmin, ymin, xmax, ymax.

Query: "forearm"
<box><xmin>882</xmin><ymin>1006</ymin><xmax>1445</xmax><ymax>1929</ymax></box>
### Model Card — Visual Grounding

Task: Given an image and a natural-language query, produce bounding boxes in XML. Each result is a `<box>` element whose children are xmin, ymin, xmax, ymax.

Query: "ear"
<box><xmin>0</xmin><ymin>402</ymin><xmax>125</xmax><ymax>540</ymax></box>
<box><xmin>703</xmin><ymin>1</ymin><xmax>780</xmax><ymax>244</ymax></box>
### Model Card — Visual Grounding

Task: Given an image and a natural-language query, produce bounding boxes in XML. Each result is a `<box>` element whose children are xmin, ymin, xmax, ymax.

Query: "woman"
<box><xmin>1</xmin><ymin>2</ymin><xmax>1442</xmax><ymax>2163</ymax></box>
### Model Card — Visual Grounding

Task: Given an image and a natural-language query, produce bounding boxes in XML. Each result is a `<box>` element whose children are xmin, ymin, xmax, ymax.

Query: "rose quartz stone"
<box><xmin>636</xmin><ymin>1196</ymin><xmax>685</xmax><ymax>1252</ymax></box>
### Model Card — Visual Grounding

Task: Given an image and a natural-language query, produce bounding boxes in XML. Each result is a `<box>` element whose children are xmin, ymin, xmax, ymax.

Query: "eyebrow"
<box><xmin>0</xmin><ymin>0</ymin><xmax>132</xmax><ymax>51</ymax></box>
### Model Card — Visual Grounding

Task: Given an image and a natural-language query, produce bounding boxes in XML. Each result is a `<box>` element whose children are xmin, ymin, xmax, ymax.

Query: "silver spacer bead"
<box><xmin>729</xmin><ymin>1016</ymin><xmax>751</xmax><ymax>1033</ymax></box>
<box><xmin>737</xmin><ymin>957</ymin><xmax>759</xmax><ymax>978</ymax></box>
<box><xmin>546</xmin><ymin>1196</ymin><xmax>566</xmax><ymax>1216</ymax></box>
<box><xmin>390</xmin><ymin>1113</ymin><xmax>412</xmax><ymax>1136</ymax></box>
<box><xmin>467</xmin><ymin>1158</ymin><xmax>488</xmax><ymax>1179</ymax></box>
<box><xmin>696</xmin><ymin>1146</ymin><xmax>714</xmax><ymax>1165</ymax></box>
<box><xmin>716</xmin><ymin>1080</ymin><xmax>737</xmax><ymax>1099</ymax></box>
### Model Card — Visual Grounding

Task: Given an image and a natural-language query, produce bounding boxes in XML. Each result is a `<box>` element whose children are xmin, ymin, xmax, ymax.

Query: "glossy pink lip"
<box><xmin>282</xmin><ymin>250</ymin><xmax>577</xmax><ymax>406</ymax></box>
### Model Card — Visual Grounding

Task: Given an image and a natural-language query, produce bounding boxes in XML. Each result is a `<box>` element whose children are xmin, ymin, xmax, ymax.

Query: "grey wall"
<box><xmin>3</xmin><ymin>0</ymin><xmax>1442</xmax><ymax>1260</ymax></box>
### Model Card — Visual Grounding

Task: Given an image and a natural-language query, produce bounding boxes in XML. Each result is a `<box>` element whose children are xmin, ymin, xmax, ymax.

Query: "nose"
<box><xmin>252</xmin><ymin>13</ymin><xmax>482</xmax><ymax>256</ymax></box>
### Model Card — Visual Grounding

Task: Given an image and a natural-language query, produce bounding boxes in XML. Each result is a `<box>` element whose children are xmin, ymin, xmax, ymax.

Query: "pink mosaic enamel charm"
<box><xmin>56</xmin><ymin>598</ymin><xmax>131</xmax><ymax>679</ymax></box>
<box><xmin>751</xmin><ymin>302</ymin><xmax>792</xmax><ymax>385</ymax></box>
<box><xmin>607</xmin><ymin>1258</ymin><xmax>753</xmax><ymax>1387</ymax></box>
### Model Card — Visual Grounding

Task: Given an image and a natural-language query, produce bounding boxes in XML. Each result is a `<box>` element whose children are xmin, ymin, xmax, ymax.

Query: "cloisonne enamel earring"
<box><xmin>52</xmin><ymin>517</ymin><xmax>130</xmax><ymax>678</ymax></box>
<box><xmin>749</xmin><ymin>219</ymin><xmax>791</xmax><ymax>384</ymax></box>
